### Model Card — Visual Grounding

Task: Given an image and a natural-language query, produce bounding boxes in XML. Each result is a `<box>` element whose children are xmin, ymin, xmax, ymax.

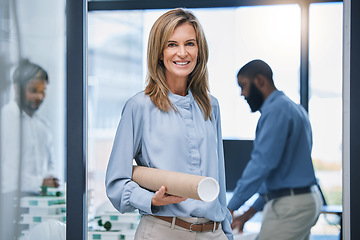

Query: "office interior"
<box><xmin>0</xmin><ymin>0</ymin><xmax>359</xmax><ymax>239</ymax></box>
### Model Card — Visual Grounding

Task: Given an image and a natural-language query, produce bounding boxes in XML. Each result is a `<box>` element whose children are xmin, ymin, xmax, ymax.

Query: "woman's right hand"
<box><xmin>151</xmin><ymin>186</ymin><xmax>187</xmax><ymax>206</ymax></box>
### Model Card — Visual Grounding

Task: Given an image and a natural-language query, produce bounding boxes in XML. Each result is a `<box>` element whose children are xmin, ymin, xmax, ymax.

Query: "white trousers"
<box><xmin>257</xmin><ymin>187</ymin><xmax>323</xmax><ymax>240</ymax></box>
<box><xmin>134</xmin><ymin>215</ymin><xmax>228</xmax><ymax>240</ymax></box>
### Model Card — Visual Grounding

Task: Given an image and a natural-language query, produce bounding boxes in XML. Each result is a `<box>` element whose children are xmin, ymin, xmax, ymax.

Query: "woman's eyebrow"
<box><xmin>167</xmin><ymin>39</ymin><xmax>196</xmax><ymax>42</ymax></box>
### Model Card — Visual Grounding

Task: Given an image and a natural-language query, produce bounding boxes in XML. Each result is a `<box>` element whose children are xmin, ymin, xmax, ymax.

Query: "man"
<box><xmin>227</xmin><ymin>59</ymin><xmax>322</xmax><ymax>240</ymax></box>
<box><xmin>1</xmin><ymin>59</ymin><xmax>59</xmax><ymax>193</ymax></box>
<box><xmin>1</xmin><ymin>59</ymin><xmax>58</xmax><ymax>239</ymax></box>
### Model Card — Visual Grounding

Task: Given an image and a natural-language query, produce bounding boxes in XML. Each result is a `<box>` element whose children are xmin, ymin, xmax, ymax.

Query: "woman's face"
<box><xmin>161</xmin><ymin>22</ymin><xmax>198</xmax><ymax>83</ymax></box>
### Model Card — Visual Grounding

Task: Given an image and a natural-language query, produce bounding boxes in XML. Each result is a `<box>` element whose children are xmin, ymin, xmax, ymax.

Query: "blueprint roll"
<box><xmin>132</xmin><ymin>166</ymin><xmax>219</xmax><ymax>202</ymax></box>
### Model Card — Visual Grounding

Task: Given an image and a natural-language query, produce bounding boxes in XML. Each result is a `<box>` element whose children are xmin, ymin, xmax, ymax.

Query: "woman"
<box><xmin>105</xmin><ymin>8</ymin><xmax>233</xmax><ymax>240</ymax></box>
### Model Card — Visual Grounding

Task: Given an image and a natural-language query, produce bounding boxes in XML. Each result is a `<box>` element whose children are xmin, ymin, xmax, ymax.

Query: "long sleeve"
<box><xmin>1</xmin><ymin>105</ymin><xmax>20</xmax><ymax>193</ymax></box>
<box><xmin>45</xmin><ymin>129</ymin><xmax>56</xmax><ymax>177</ymax></box>
<box><xmin>228</xmin><ymin>104</ymin><xmax>290</xmax><ymax>211</ymax></box>
<box><xmin>106</xmin><ymin>97</ymin><xmax>157</xmax><ymax>214</ymax></box>
<box><xmin>1</xmin><ymin>101</ymin><xmax>56</xmax><ymax>193</ymax></box>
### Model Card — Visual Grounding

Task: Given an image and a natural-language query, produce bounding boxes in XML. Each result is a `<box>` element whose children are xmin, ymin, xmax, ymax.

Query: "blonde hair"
<box><xmin>145</xmin><ymin>8</ymin><xmax>212</xmax><ymax>120</ymax></box>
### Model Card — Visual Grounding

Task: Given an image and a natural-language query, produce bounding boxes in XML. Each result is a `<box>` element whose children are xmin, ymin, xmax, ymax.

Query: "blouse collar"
<box><xmin>168</xmin><ymin>89</ymin><xmax>194</xmax><ymax>110</ymax></box>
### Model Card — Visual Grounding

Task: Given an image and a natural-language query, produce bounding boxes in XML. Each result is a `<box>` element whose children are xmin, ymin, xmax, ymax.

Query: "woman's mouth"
<box><xmin>173</xmin><ymin>61</ymin><xmax>190</xmax><ymax>66</ymax></box>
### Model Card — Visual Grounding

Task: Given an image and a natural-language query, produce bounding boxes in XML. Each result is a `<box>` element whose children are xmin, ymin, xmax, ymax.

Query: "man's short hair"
<box><xmin>237</xmin><ymin>59</ymin><xmax>273</xmax><ymax>85</ymax></box>
<box><xmin>13</xmin><ymin>59</ymin><xmax>48</xmax><ymax>85</ymax></box>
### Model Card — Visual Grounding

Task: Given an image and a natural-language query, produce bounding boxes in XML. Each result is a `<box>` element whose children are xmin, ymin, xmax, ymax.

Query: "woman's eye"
<box><xmin>168</xmin><ymin>43</ymin><xmax>176</xmax><ymax>47</ymax></box>
<box><xmin>186</xmin><ymin>42</ymin><xmax>195</xmax><ymax>46</ymax></box>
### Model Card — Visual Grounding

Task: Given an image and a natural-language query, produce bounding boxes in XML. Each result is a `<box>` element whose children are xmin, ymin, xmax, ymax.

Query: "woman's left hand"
<box><xmin>151</xmin><ymin>186</ymin><xmax>187</xmax><ymax>206</ymax></box>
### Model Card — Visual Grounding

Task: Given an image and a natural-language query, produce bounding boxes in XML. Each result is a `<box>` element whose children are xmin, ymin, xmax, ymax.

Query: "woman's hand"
<box><xmin>151</xmin><ymin>186</ymin><xmax>187</xmax><ymax>206</ymax></box>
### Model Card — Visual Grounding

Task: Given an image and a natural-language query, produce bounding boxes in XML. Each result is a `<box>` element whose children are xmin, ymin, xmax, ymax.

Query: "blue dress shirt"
<box><xmin>106</xmin><ymin>90</ymin><xmax>233</xmax><ymax>239</ymax></box>
<box><xmin>228</xmin><ymin>90</ymin><xmax>317</xmax><ymax>211</ymax></box>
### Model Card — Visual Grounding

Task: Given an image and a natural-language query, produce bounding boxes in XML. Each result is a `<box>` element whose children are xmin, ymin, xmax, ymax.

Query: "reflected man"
<box><xmin>227</xmin><ymin>59</ymin><xmax>322</xmax><ymax>240</ymax></box>
<box><xmin>1</xmin><ymin>59</ymin><xmax>58</xmax><ymax>194</ymax></box>
<box><xmin>1</xmin><ymin>59</ymin><xmax>59</xmax><ymax>240</ymax></box>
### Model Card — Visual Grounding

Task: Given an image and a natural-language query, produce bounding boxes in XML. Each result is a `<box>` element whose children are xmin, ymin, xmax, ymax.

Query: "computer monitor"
<box><xmin>223</xmin><ymin>139</ymin><xmax>253</xmax><ymax>191</ymax></box>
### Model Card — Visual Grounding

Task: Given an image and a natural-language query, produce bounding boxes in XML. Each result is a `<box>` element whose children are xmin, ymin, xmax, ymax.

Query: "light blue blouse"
<box><xmin>105</xmin><ymin>90</ymin><xmax>233</xmax><ymax>239</ymax></box>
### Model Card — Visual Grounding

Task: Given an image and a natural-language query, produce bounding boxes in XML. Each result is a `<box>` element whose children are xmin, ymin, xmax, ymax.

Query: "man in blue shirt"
<box><xmin>227</xmin><ymin>59</ymin><xmax>323</xmax><ymax>239</ymax></box>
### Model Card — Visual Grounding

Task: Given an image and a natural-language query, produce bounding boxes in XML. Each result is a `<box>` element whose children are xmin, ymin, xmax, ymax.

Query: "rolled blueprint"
<box><xmin>132</xmin><ymin>166</ymin><xmax>219</xmax><ymax>202</ymax></box>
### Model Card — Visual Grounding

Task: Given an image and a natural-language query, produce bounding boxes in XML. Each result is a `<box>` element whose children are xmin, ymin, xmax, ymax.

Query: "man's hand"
<box><xmin>151</xmin><ymin>186</ymin><xmax>187</xmax><ymax>206</ymax></box>
<box><xmin>42</xmin><ymin>177</ymin><xmax>59</xmax><ymax>188</ymax></box>
<box><xmin>230</xmin><ymin>207</ymin><xmax>258</xmax><ymax>233</ymax></box>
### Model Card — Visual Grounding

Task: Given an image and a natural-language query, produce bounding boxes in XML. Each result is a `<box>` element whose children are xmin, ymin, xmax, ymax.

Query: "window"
<box><xmin>88</xmin><ymin>3</ymin><xmax>301</xmax><ymax>229</ymax></box>
<box><xmin>309</xmin><ymin>2</ymin><xmax>343</xmax><ymax>206</ymax></box>
<box><xmin>87</xmin><ymin>3</ymin><xmax>342</xmax><ymax>237</ymax></box>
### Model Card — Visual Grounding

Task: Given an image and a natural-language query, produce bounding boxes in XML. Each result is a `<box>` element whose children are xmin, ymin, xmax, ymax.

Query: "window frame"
<box><xmin>66</xmin><ymin>1</ymin><xmax>347</xmax><ymax>239</ymax></box>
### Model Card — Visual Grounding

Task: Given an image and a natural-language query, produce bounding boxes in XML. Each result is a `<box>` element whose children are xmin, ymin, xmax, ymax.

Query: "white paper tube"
<box><xmin>132</xmin><ymin>166</ymin><xmax>219</xmax><ymax>202</ymax></box>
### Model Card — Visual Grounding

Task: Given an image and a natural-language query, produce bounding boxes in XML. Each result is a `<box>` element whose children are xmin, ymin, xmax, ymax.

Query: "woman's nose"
<box><xmin>177</xmin><ymin>45</ymin><xmax>187</xmax><ymax>57</ymax></box>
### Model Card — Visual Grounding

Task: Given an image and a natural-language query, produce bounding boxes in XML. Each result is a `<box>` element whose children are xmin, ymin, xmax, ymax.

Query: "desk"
<box><xmin>233</xmin><ymin>231</ymin><xmax>258</xmax><ymax>240</ymax></box>
<box><xmin>322</xmin><ymin>205</ymin><xmax>342</xmax><ymax>216</ymax></box>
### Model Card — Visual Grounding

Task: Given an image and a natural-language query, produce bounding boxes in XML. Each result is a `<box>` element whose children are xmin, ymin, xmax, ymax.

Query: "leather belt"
<box><xmin>153</xmin><ymin>216</ymin><xmax>220</xmax><ymax>232</ymax></box>
<box><xmin>262</xmin><ymin>186</ymin><xmax>313</xmax><ymax>202</ymax></box>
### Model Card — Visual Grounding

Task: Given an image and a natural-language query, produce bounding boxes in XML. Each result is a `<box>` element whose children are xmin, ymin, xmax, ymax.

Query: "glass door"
<box><xmin>0</xmin><ymin>0</ymin><xmax>66</xmax><ymax>239</ymax></box>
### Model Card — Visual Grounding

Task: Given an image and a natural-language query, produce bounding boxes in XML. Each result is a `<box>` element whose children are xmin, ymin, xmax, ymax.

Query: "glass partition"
<box><xmin>0</xmin><ymin>0</ymin><xmax>66</xmax><ymax>239</ymax></box>
<box><xmin>309</xmin><ymin>2</ymin><xmax>343</xmax><ymax>236</ymax></box>
<box><xmin>309</xmin><ymin>2</ymin><xmax>343</xmax><ymax>203</ymax></box>
<box><xmin>87</xmin><ymin>5</ymin><xmax>301</xmax><ymax>238</ymax></box>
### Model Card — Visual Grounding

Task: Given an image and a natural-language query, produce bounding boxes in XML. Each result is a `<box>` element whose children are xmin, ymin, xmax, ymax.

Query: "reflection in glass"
<box><xmin>0</xmin><ymin>0</ymin><xmax>66</xmax><ymax>239</ymax></box>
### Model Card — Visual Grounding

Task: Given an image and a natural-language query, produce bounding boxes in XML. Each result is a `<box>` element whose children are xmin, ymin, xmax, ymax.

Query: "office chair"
<box><xmin>316</xmin><ymin>179</ymin><xmax>342</xmax><ymax>239</ymax></box>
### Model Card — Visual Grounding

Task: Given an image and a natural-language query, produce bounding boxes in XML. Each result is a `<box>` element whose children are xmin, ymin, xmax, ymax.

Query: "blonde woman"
<box><xmin>106</xmin><ymin>8</ymin><xmax>232</xmax><ymax>240</ymax></box>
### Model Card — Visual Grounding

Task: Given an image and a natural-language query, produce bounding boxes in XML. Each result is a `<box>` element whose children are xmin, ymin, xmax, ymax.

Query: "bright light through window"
<box><xmin>143</xmin><ymin>6</ymin><xmax>301</xmax><ymax>140</ymax></box>
<box><xmin>309</xmin><ymin>2</ymin><xmax>343</xmax><ymax>206</ymax></box>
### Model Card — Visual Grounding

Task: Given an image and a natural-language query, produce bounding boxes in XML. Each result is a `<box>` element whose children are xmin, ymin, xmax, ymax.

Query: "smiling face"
<box><xmin>161</xmin><ymin>22</ymin><xmax>198</xmax><ymax>86</ymax></box>
<box><xmin>18</xmin><ymin>75</ymin><xmax>47</xmax><ymax>116</ymax></box>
